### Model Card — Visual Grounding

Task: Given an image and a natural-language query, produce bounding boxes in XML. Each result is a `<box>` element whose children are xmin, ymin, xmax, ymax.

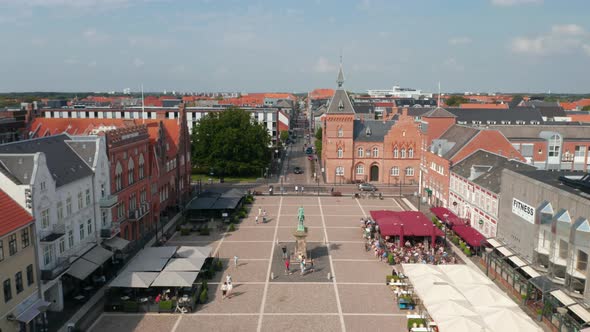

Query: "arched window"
<box><xmin>127</xmin><ymin>158</ymin><xmax>135</xmax><ymax>185</ymax></box>
<box><xmin>406</xmin><ymin>167</ymin><xmax>414</xmax><ymax>176</ymax></box>
<box><xmin>337</xmin><ymin>127</ymin><xmax>343</xmax><ymax>137</ymax></box>
<box><xmin>408</xmin><ymin>148</ymin><xmax>414</xmax><ymax>158</ymax></box>
<box><xmin>401</xmin><ymin>148</ymin><xmax>406</xmax><ymax>159</ymax></box>
<box><xmin>138</xmin><ymin>154</ymin><xmax>145</xmax><ymax>179</ymax></box>
<box><xmin>356</xmin><ymin>164</ymin><xmax>364</xmax><ymax>175</ymax></box>
<box><xmin>357</xmin><ymin>147</ymin><xmax>364</xmax><ymax>158</ymax></box>
<box><xmin>115</xmin><ymin>162</ymin><xmax>123</xmax><ymax>191</ymax></box>
<box><xmin>393</xmin><ymin>148</ymin><xmax>398</xmax><ymax>158</ymax></box>
<box><xmin>391</xmin><ymin>166</ymin><xmax>399</xmax><ymax>176</ymax></box>
<box><xmin>372</xmin><ymin>147</ymin><xmax>379</xmax><ymax>157</ymax></box>
<box><xmin>337</xmin><ymin>147</ymin><xmax>343</xmax><ymax>158</ymax></box>
<box><xmin>336</xmin><ymin>166</ymin><xmax>344</xmax><ymax>176</ymax></box>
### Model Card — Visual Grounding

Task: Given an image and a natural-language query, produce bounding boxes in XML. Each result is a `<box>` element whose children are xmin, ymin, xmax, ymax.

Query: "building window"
<box><xmin>357</xmin><ymin>147</ymin><xmax>364</xmax><ymax>158</ymax></box>
<box><xmin>406</xmin><ymin>167</ymin><xmax>414</xmax><ymax>176</ymax></box>
<box><xmin>87</xmin><ymin>219</ymin><xmax>92</xmax><ymax>235</ymax></box>
<box><xmin>26</xmin><ymin>265</ymin><xmax>33</xmax><ymax>286</ymax></box>
<box><xmin>8</xmin><ymin>234</ymin><xmax>17</xmax><ymax>256</ymax></box>
<box><xmin>59</xmin><ymin>238</ymin><xmax>65</xmax><ymax>254</ymax></box>
<box><xmin>337</xmin><ymin>127</ymin><xmax>343</xmax><ymax>137</ymax></box>
<box><xmin>66</xmin><ymin>197</ymin><xmax>72</xmax><ymax>216</ymax></box>
<box><xmin>336</xmin><ymin>166</ymin><xmax>344</xmax><ymax>176</ymax></box>
<box><xmin>356</xmin><ymin>164</ymin><xmax>364</xmax><ymax>175</ymax></box>
<box><xmin>393</xmin><ymin>148</ymin><xmax>398</xmax><ymax>158</ymax></box>
<box><xmin>21</xmin><ymin>228</ymin><xmax>30</xmax><ymax>248</ymax></box>
<box><xmin>391</xmin><ymin>167</ymin><xmax>399</xmax><ymax>176</ymax></box>
<box><xmin>408</xmin><ymin>148</ymin><xmax>414</xmax><ymax>158</ymax></box>
<box><xmin>0</xmin><ymin>240</ymin><xmax>3</xmax><ymax>261</ymax></box>
<box><xmin>372</xmin><ymin>147</ymin><xmax>379</xmax><ymax>157</ymax></box>
<box><xmin>40</xmin><ymin>181</ymin><xmax>46</xmax><ymax>191</ymax></box>
<box><xmin>559</xmin><ymin>239</ymin><xmax>568</xmax><ymax>259</ymax></box>
<box><xmin>78</xmin><ymin>192</ymin><xmax>84</xmax><ymax>210</ymax></box>
<box><xmin>41</xmin><ymin>209</ymin><xmax>50</xmax><ymax>228</ymax></box>
<box><xmin>401</xmin><ymin>148</ymin><xmax>406</xmax><ymax>159</ymax></box>
<box><xmin>575</xmin><ymin>146</ymin><xmax>586</xmax><ymax>158</ymax></box>
<box><xmin>86</xmin><ymin>189</ymin><xmax>91</xmax><ymax>206</ymax></box>
<box><xmin>68</xmin><ymin>230</ymin><xmax>74</xmax><ymax>248</ymax></box>
<box><xmin>139</xmin><ymin>154</ymin><xmax>145</xmax><ymax>179</ymax></box>
<box><xmin>548</xmin><ymin>134</ymin><xmax>561</xmax><ymax>157</ymax></box>
<box><xmin>337</xmin><ymin>147</ymin><xmax>343</xmax><ymax>158</ymax></box>
<box><xmin>102</xmin><ymin>211</ymin><xmax>107</xmax><ymax>227</ymax></box>
<box><xmin>115</xmin><ymin>162</ymin><xmax>123</xmax><ymax>191</ymax></box>
<box><xmin>57</xmin><ymin>201</ymin><xmax>63</xmax><ymax>222</ymax></box>
<box><xmin>128</xmin><ymin>158</ymin><xmax>135</xmax><ymax>185</ymax></box>
<box><xmin>79</xmin><ymin>224</ymin><xmax>85</xmax><ymax>241</ymax></box>
<box><xmin>101</xmin><ymin>183</ymin><xmax>105</xmax><ymax>198</ymax></box>
<box><xmin>43</xmin><ymin>246</ymin><xmax>51</xmax><ymax>266</ymax></box>
<box><xmin>15</xmin><ymin>272</ymin><xmax>23</xmax><ymax>294</ymax></box>
<box><xmin>577</xmin><ymin>250</ymin><xmax>588</xmax><ymax>272</ymax></box>
<box><xmin>4</xmin><ymin>279</ymin><xmax>11</xmax><ymax>303</ymax></box>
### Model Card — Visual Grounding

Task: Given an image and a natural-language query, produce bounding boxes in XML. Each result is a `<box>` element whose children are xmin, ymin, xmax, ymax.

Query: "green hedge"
<box><xmin>159</xmin><ymin>300</ymin><xmax>173</xmax><ymax>312</ymax></box>
<box><xmin>385</xmin><ymin>274</ymin><xmax>400</xmax><ymax>284</ymax></box>
<box><xmin>228</xmin><ymin>223</ymin><xmax>236</xmax><ymax>232</ymax></box>
<box><xmin>123</xmin><ymin>301</ymin><xmax>138</xmax><ymax>312</ymax></box>
<box><xmin>199</xmin><ymin>289</ymin><xmax>208</xmax><ymax>304</ymax></box>
<box><xmin>407</xmin><ymin>318</ymin><xmax>426</xmax><ymax>330</ymax></box>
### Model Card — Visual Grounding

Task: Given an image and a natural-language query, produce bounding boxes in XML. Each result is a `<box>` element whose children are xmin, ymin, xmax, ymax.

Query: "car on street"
<box><xmin>293</xmin><ymin>167</ymin><xmax>303</xmax><ymax>174</ymax></box>
<box><xmin>305</xmin><ymin>147</ymin><xmax>313</xmax><ymax>154</ymax></box>
<box><xmin>358</xmin><ymin>183</ymin><xmax>377</xmax><ymax>191</ymax></box>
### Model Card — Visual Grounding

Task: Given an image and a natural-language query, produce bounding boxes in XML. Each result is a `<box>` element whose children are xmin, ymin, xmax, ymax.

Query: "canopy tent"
<box><xmin>163</xmin><ymin>258</ymin><xmax>207</xmax><ymax>272</ymax></box>
<box><xmin>370</xmin><ymin>210</ymin><xmax>444</xmax><ymax>245</ymax></box>
<box><xmin>14</xmin><ymin>298</ymin><xmax>50</xmax><ymax>324</ymax></box>
<box><xmin>435</xmin><ymin>316</ymin><xmax>490</xmax><ymax>332</ymax></box>
<box><xmin>430</xmin><ymin>207</ymin><xmax>465</xmax><ymax>226</ymax></box>
<box><xmin>508</xmin><ymin>255</ymin><xmax>529</xmax><ymax>268</ymax></box>
<box><xmin>402</xmin><ymin>264</ymin><xmax>443</xmax><ymax>277</ymax></box>
<box><xmin>569</xmin><ymin>304</ymin><xmax>590</xmax><ymax>325</ymax></box>
<box><xmin>417</xmin><ymin>283</ymin><xmax>466</xmax><ymax>305</ymax></box>
<box><xmin>521</xmin><ymin>266</ymin><xmax>542</xmax><ymax>279</ymax></box>
<box><xmin>109</xmin><ymin>271</ymin><xmax>159</xmax><ymax>288</ymax></box>
<box><xmin>496</xmin><ymin>246</ymin><xmax>515</xmax><ymax>258</ymax></box>
<box><xmin>82</xmin><ymin>245</ymin><xmax>113</xmax><ymax>266</ymax></box>
<box><xmin>427</xmin><ymin>300</ymin><xmax>478</xmax><ymax>320</ymax></box>
<box><xmin>175</xmin><ymin>246</ymin><xmax>212</xmax><ymax>259</ymax></box>
<box><xmin>452</xmin><ymin>224</ymin><xmax>486</xmax><ymax>248</ymax></box>
<box><xmin>67</xmin><ymin>258</ymin><xmax>99</xmax><ymax>280</ymax></box>
<box><xmin>103</xmin><ymin>237</ymin><xmax>130</xmax><ymax>251</ymax></box>
<box><xmin>151</xmin><ymin>271</ymin><xmax>199</xmax><ymax>287</ymax></box>
<box><xmin>459</xmin><ymin>284</ymin><xmax>518</xmax><ymax>308</ymax></box>
<box><xmin>136</xmin><ymin>246</ymin><xmax>177</xmax><ymax>259</ymax></box>
<box><xmin>125</xmin><ymin>258</ymin><xmax>170</xmax><ymax>272</ymax></box>
<box><xmin>438</xmin><ymin>265</ymin><xmax>492</xmax><ymax>285</ymax></box>
<box><xmin>478</xmin><ymin>307</ymin><xmax>545</xmax><ymax>332</ymax></box>
<box><xmin>486</xmin><ymin>238</ymin><xmax>504</xmax><ymax>248</ymax></box>
<box><xmin>550</xmin><ymin>289</ymin><xmax>576</xmax><ymax>307</ymax></box>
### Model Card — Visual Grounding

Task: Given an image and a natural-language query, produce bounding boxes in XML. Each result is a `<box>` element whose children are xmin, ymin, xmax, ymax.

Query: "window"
<box><xmin>337</xmin><ymin>127</ymin><xmax>343</xmax><ymax>137</ymax></box>
<box><xmin>401</xmin><ymin>148</ymin><xmax>406</xmax><ymax>159</ymax></box>
<box><xmin>577</xmin><ymin>250</ymin><xmax>588</xmax><ymax>272</ymax></box>
<box><xmin>57</xmin><ymin>201</ymin><xmax>63</xmax><ymax>222</ymax></box>
<box><xmin>59</xmin><ymin>238</ymin><xmax>65</xmax><ymax>254</ymax></box>
<box><xmin>575</xmin><ymin>146</ymin><xmax>586</xmax><ymax>158</ymax></box>
<box><xmin>40</xmin><ymin>181</ymin><xmax>46</xmax><ymax>191</ymax></box>
<box><xmin>336</xmin><ymin>166</ymin><xmax>344</xmax><ymax>176</ymax></box>
<box><xmin>406</xmin><ymin>167</ymin><xmax>414</xmax><ymax>176</ymax></box>
<box><xmin>356</xmin><ymin>164</ymin><xmax>364</xmax><ymax>175</ymax></box>
<box><xmin>337</xmin><ymin>147</ymin><xmax>343</xmax><ymax>158</ymax></box>
<box><xmin>8</xmin><ymin>234</ymin><xmax>17</xmax><ymax>256</ymax></box>
<box><xmin>140</xmin><ymin>189</ymin><xmax>147</xmax><ymax>203</ymax></box>
<box><xmin>26</xmin><ymin>265</ymin><xmax>33</xmax><ymax>286</ymax></box>
<box><xmin>15</xmin><ymin>272</ymin><xmax>23</xmax><ymax>294</ymax></box>
<box><xmin>43</xmin><ymin>245</ymin><xmax>51</xmax><ymax>266</ymax></box>
<box><xmin>85</xmin><ymin>189</ymin><xmax>91</xmax><ymax>206</ymax></box>
<box><xmin>138</xmin><ymin>154</ymin><xmax>145</xmax><ymax>179</ymax></box>
<box><xmin>357</xmin><ymin>147</ymin><xmax>364</xmax><ymax>158</ymax></box>
<box><xmin>79</xmin><ymin>224</ymin><xmax>85</xmax><ymax>240</ymax></box>
<box><xmin>548</xmin><ymin>134</ymin><xmax>561</xmax><ymax>157</ymax></box>
<box><xmin>391</xmin><ymin>166</ymin><xmax>399</xmax><ymax>176</ymax></box>
<box><xmin>393</xmin><ymin>148</ymin><xmax>398</xmax><ymax>158</ymax></box>
<box><xmin>102</xmin><ymin>211</ymin><xmax>107</xmax><ymax>227</ymax></box>
<box><xmin>78</xmin><ymin>192</ymin><xmax>83</xmax><ymax>209</ymax></box>
<box><xmin>0</xmin><ymin>240</ymin><xmax>3</xmax><ymax>261</ymax></box>
<box><xmin>4</xmin><ymin>279</ymin><xmax>11</xmax><ymax>303</ymax></box>
<box><xmin>21</xmin><ymin>228</ymin><xmax>30</xmax><ymax>248</ymax></box>
<box><xmin>87</xmin><ymin>219</ymin><xmax>92</xmax><ymax>235</ymax></box>
<box><xmin>128</xmin><ymin>158</ymin><xmax>135</xmax><ymax>185</ymax></box>
<box><xmin>559</xmin><ymin>239</ymin><xmax>568</xmax><ymax>259</ymax></box>
<box><xmin>41</xmin><ymin>209</ymin><xmax>49</xmax><ymax>228</ymax></box>
<box><xmin>408</xmin><ymin>148</ymin><xmax>414</xmax><ymax>158</ymax></box>
<box><xmin>115</xmin><ymin>162</ymin><xmax>123</xmax><ymax>191</ymax></box>
<box><xmin>66</xmin><ymin>197</ymin><xmax>72</xmax><ymax>216</ymax></box>
<box><xmin>372</xmin><ymin>147</ymin><xmax>379</xmax><ymax>157</ymax></box>
<box><xmin>101</xmin><ymin>183</ymin><xmax>105</xmax><ymax>198</ymax></box>
<box><xmin>68</xmin><ymin>230</ymin><xmax>74</xmax><ymax>248</ymax></box>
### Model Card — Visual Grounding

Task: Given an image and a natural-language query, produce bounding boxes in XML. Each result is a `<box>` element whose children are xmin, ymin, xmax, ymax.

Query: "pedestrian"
<box><xmin>221</xmin><ymin>282</ymin><xmax>228</xmax><ymax>299</ymax></box>
<box><xmin>285</xmin><ymin>259</ymin><xmax>290</xmax><ymax>275</ymax></box>
<box><xmin>263</xmin><ymin>209</ymin><xmax>267</xmax><ymax>218</ymax></box>
<box><xmin>258</xmin><ymin>207</ymin><xmax>262</xmax><ymax>216</ymax></box>
<box><xmin>295</xmin><ymin>185</ymin><xmax>299</xmax><ymax>194</ymax></box>
<box><xmin>255</xmin><ymin>215</ymin><xmax>259</xmax><ymax>224</ymax></box>
<box><xmin>309</xmin><ymin>259</ymin><xmax>314</xmax><ymax>272</ymax></box>
<box><xmin>226</xmin><ymin>274</ymin><xmax>232</xmax><ymax>285</ymax></box>
<box><xmin>300</xmin><ymin>259</ymin><xmax>305</xmax><ymax>275</ymax></box>
<box><xmin>301</xmin><ymin>186</ymin><xmax>304</xmax><ymax>193</ymax></box>
<box><xmin>331</xmin><ymin>187</ymin><xmax>334</xmax><ymax>193</ymax></box>
<box><xmin>227</xmin><ymin>280</ymin><xmax>233</xmax><ymax>298</ymax></box>
<box><xmin>234</xmin><ymin>255</ymin><xmax>239</xmax><ymax>269</ymax></box>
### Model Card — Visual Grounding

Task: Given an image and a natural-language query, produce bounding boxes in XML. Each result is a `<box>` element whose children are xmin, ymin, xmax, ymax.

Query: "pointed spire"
<box><xmin>337</xmin><ymin>55</ymin><xmax>344</xmax><ymax>88</ymax></box>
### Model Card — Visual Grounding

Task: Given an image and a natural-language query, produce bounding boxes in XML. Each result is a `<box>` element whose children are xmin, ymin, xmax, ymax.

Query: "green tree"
<box><xmin>191</xmin><ymin>107</ymin><xmax>271</xmax><ymax>176</ymax></box>
<box><xmin>314</xmin><ymin>127</ymin><xmax>322</xmax><ymax>157</ymax></box>
<box><xmin>280</xmin><ymin>130</ymin><xmax>289</xmax><ymax>144</ymax></box>
<box><xmin>583</xmin><ymin>105</ymin><xmax>590</xmax><ymax>111</ymax></box>
<box><xmin>445</xmin><ymin>95</ymin><xmax>469</xmax><ymax>106</ymax></box>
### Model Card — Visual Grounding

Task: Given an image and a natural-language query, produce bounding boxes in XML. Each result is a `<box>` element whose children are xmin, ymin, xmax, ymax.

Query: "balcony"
<box><xmin>100</xmin><ymin>194</ymin><xmax>118</xmax><ymax>208</ymax></box>
<box><xmin>40</xmin><ymin>224</ymin><xmax>66</xmax><ymax>243</ymax></box>
<box><xmin>100</xmin><ymin>222</ymin><xmax>121</xmax><ymax>239</ymax></box>
<box><xmin>128</xmin><ymin>203</ymin><xmax>150</xmax><ymax>221</ymax></box>
<box><xmin>41</xmin><ymin>257</ymin><xmax>71</xmax><ymax>281</ymax></box>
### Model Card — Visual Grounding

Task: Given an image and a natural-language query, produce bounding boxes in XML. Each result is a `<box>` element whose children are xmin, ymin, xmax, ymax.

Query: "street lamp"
<box><xmin>442</xmin><ymin>213</ymin><xmax>448</xmax><ymax>251</ymax></box>
<box><xmin>485</xmin><ymin>247</ymin><xmax>493</xmax><ymax>276</ymax></box>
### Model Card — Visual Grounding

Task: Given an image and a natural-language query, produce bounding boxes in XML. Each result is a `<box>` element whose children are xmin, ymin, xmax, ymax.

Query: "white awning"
<box><xmin>104</xmin><ymin>237</ymin><xmax>130</xmax><ymax>251</ymax></box>
<box><xmin>163</xmin><ymin>258</ymin><xmax>207</xmax><ymax>272</ymax></box>
<box><xmin>136</xmin><ymin>246</ymin><xmax>177</xmax><ymax>259</ymax></box>
<box><xmin>569</xmin><ymin>304</ymin><xmax>590</xmax><ymax>323</ymax></box>
<box><xmin>486</xmin><ymin>238</ymin><xmax>504</xmax><ymax>248</ymax></box>
<box><xmin>125</xmin><ymin>258</ymin><xmax>169</xmax><ymax>272</ymax></box>
<box><xmin>175</xmin><ymin>246</ymin><xmax>212</xmax><ymax>259</ymax></box>
<box><xmin>151</xmin><ymin>271</ymin><xmax>199</xmax><ymax>287</ymax></box>
<box><xmin>508</xmin><ymin>256</ymin><xmax>529</xmax><ymax>268</ymax></box>
<box><xmin>496</xmin><ymin>246</ymin><xmax>515</xmax><ymax>258</ymax></box>
<box><xmin>109</xmin><ymin>271</ymin><xmax>159</xmax><ymax>288</ymax></box>
<box><xmin>550</xmin><ymin>290</ymin><xmax>576</xmax><ymax>306</ymax></box>
<box><xmin>15</xmin><ymin>299</ymin><xmax>50</xmax><ymax>323</ymax></box>
<box><xmin>83</xmin><ymin>246</ymin><xmax>113</xmax><ymax>266</ymax></box>
<box><xmin>520</xmin><ymin>266</ymin><xmax>541</xmax><ymax>279</ymax></box>
<box><xmin>67</xmin><ymin>258</ymin><xmax>99</xmax><ymax>280</ymax></box>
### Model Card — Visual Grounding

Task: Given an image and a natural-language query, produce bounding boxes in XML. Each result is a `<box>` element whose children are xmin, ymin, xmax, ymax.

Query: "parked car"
<box><xmin>293</xmin><ymin>167</ymin><xmax>303</xmax><ymax>174</ymax></box>
<box><xmin>305</xmin><ymin>147</ymin><xmax>313</xmax><ymax>155</ymax></box>
<box><xmin>358</xmin><ymin>183</ymin><xmax>377</xmax><ymax>191</ymax></box>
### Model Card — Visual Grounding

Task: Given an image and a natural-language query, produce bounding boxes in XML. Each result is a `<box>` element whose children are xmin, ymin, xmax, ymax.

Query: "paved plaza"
<box><xmin>89</xmin><ymin>196</ymin><xmax>408</xmax><ymax>332</ymax></box>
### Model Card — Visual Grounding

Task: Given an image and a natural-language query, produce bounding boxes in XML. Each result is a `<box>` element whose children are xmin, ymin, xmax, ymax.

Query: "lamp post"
<box><xmin>485</xmin><ymin>247</ymin><xmax>493</xmax><ymax>276</ymax></box>
<box><xmin>442</xmin><ymin>213</ymin><xmax>448</xmax><ymax>251</ymax></box>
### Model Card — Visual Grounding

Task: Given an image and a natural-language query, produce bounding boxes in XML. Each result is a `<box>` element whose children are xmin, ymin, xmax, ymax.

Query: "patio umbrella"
<box><xmin>460</xmin><ymin>284</ymin><xmax>518</xmax><ymax>308</ymax></box>
<box><xmin>427</xmin><ymin>300</ymin><xmax>478</xmax><ymax>320</ymax></box>
<box><xmin>477</xmin><ymin>307</ymin><xmax>543</xmax><ymax>332</ymax></box>
<box><xmin>438</xmin><ymin>265</ymin><xmax>493</xmax><ymax>285</ymax></box>
<box><xmin>436</xmin><ymin>316</ymin><xmax>489</xmax><ymax>332</ymax></box>
<box><xmin>399</xmin><ymin>224</ymin><xmax>404</xmax><ymax>246</ymax></box>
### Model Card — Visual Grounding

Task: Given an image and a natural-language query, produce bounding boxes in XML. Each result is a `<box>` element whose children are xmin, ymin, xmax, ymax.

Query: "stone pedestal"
<box><xmin>293</xmin><ymin>228</ymin><xmax>308</xmax><ymax>258</ymax></box>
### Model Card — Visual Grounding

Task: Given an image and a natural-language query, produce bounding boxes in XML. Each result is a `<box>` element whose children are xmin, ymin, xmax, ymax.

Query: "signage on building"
<box><xmin>512</xmin><ymin>198</ymin><xmax>535</xmax><ymax>224</ymax></box>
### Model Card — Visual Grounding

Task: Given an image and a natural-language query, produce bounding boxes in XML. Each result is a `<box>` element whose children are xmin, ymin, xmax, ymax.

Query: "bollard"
<box><xmin>271</xmin><ymin>272</ymin><xmax>275</xmax><ymax>280</ymax></box>
<box><xmin>327</xmin><ymin>272</ymin><xmax>332</xmax><ymax>280</ymax></box>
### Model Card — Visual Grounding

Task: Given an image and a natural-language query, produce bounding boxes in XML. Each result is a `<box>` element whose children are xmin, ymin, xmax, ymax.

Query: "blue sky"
<box><xmin>0</xmin><ymin>0</ymin><xmax>589</xmax><ymax>93</ymax></box>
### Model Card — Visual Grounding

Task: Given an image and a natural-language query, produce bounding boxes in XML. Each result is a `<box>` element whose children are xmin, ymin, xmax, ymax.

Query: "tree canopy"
<box><xmin>445</xmin><ymin>95</ymin><xmax>469</xmax><ymax>106</ymax></box>
<box><xmin>191</xmin><ymin>107</ymin><xmax>271</xmax><ymax>176</ymax></box>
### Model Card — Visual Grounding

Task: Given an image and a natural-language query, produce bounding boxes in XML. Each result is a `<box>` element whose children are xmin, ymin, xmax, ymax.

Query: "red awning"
<box><xmin>452</xmin><ymin>224</ymin><xmax>485</xmax><ymax>247</ymax></box>
<box><xmin>430</xmin><ymin>207</ymin><xmax>466</xmax><ymax>226</ymax></box>
<box><xmin>370</xmin><ymin>210</ymin><xmax>444</xmax><ymax>237</ymax></box>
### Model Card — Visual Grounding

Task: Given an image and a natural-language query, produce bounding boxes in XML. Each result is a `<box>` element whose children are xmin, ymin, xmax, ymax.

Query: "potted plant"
<box><xmin>536</xmin><ymin>308</ymin><xmax>543</xmax><ymax>321</ymax></box>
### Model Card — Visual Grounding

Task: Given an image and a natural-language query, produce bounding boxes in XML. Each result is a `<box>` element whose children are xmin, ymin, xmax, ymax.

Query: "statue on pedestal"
<box><xmin>297</xmin><ymin>206</ymin><xmax>305</xmax><ymax>232</ymax></box>
<box><xmin>293</xmin><ymin>206</ymin><xmax>308</xmax><ymax>259</ymax></box>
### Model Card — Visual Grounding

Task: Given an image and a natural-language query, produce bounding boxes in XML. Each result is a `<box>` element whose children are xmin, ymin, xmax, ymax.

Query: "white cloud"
<box><xmin>132</xmin><ymin>57</ymin><xmax>144</xmax><ymax>67</ymax></box>
<box><xmin>449</xmin><ymin>37</ymin><xmax>472</xmax><ymax>45</ymax></box>
<box><xmin>510</xmin><ymin>24</ymin><xmax>589</xmax><ymax>56</ymax></box>
<box><xmin>313</xmin><ymin>57</ymin><xmax>338</xmax><ymax>73</ymax></box>
<box><xmin>491</xmin><ymin>0</ymin><xmax>542</xmax><ymax>6</ymax></box>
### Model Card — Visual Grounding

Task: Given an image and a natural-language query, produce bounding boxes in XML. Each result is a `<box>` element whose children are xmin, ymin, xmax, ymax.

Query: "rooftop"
<box><xmin>0</xmin><ymin>189</ymin><xmax>34</xmax><ymax>237</ymax></box>
<box><xmin>510</xmin><ymin>169</ymin><xmax>590</xmax><ymax>201</ymax></box>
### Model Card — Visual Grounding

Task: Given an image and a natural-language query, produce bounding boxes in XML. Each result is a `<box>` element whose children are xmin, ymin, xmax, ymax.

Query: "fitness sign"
<box><xmin>512</xmin><ymin>198</ymin><xmax>535</xmax><ymax>224</ymax></box>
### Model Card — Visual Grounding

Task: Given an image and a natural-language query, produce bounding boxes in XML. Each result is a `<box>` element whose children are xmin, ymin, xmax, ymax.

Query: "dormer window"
<box><xmin>365</xmin><ymin>127</ymin><xmax>371</xmax><ymax>136</ymax></box>
<box><xmin>338</xmin><ymin>100</ymin><xmax>344</xmax><ymax>112</ymax></box>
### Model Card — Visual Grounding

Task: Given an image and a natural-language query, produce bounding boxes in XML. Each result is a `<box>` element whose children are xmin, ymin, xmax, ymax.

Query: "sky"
<box><xmin>1</xmin><ymin>0</ymin><xmax>589</xmax><ymax>93</ymax></box>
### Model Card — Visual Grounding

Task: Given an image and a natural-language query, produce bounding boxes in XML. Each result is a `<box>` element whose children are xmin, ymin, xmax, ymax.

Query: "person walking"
<box><xmin>227</xmin><ymin>280</ymin><xmax>233</xmax><ymax>298</ymax></box>
<box><xmin>226</xmin><ymin>274</ymin><xmax>232</xmax><ymax>285</ymax></box>
<box><xmin>258</xmin><ymin>207</ymin><xmax>262</xmax><ymax>216</ymax></box>
<box><xmin>300</xmin><ymin>257</ymin><xmax>306</xmax><ymax>275</ymax></box>
<box><xmin>255</xmin><ymin>215</ymin><xmax>259</xmax><ymax>224</ymax></box>
<box><xmin>295</xmin><ymin>185</ymin><xmax>299</xmax><ymax>194</ymax></box>
<box><xmin>221</xmin><ymin>282</ymin><xmax>228</xmax><ymax>299</ymax></box>
<box><xmin>309</xmin><ymin>258</ymin><xmax>315</xmax><ymax>273</ymax></box>
<box><xmin>234</xmin><ymin>255</ymin><xmax>239</xmax><ymax>269</ymax></box>
<box><xmin>301</xmin><ymin>186</ymin><xmax>304</xmax><ymax>194</ymax></box>
<box><xmin>285</xmin><ymin>259</ymin><xmax>290</xmax><ymax>275</ymax></box>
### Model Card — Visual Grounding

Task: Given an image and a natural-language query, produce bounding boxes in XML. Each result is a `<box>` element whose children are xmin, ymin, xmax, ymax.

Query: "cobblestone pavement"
<box><xmin>89</xmin><ymin>196</ymin><xmax>409</xmax><ymax>332</ymax></box>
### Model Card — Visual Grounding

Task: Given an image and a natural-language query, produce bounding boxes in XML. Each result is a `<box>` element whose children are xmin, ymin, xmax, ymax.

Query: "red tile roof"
<box><xmin>310</xmin><ymin>89</ymin><xmax>335</xmax><ymax>100</ymax></box>
<box><xmin>0</xmin><ymin>189</ymin><xmax>33</xmax><ymax>237</ymax></box>
<box><xmin>142</xmin><ymin>119</ymin><xmax>181</xmax><ymax>158</ymax></box>
<box><xmin>29</xmin><ymin>118</ymin><xmax>134</xmax><ymax>137</ymax></box>
<box><xmin>459</xmin><ymin>103</ymin><xmax>508</xmax><ymax>109</ymax></box>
